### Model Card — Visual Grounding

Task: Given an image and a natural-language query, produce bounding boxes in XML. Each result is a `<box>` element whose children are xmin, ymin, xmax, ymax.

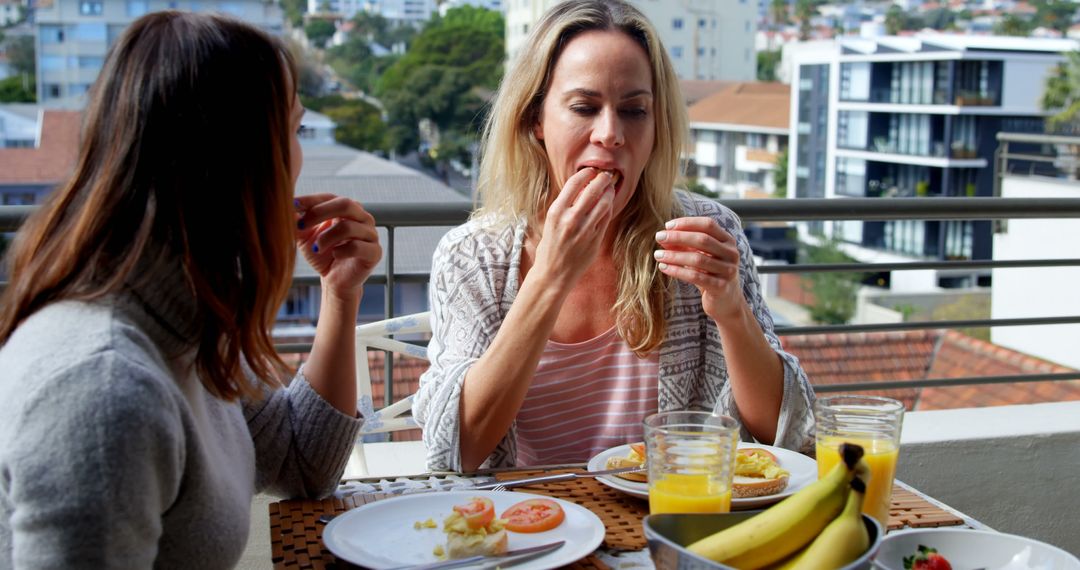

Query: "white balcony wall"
<box><xmin>992</xmin><ymin>174</ymin><xmax>1080</xmax><ymax>369</ymax></box>
<box><xmin>898</xmin><ymin>401</ymin><xmax>1080</xmax><ymax>556</ymax></box>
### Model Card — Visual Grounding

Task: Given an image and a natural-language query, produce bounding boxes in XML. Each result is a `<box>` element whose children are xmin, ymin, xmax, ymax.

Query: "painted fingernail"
<box><xmin>655</xmin><ymin>231</ymin><xmax>667</xmax><ymax>242</ymax></box>
<box><xmin>653</xmin><ymin>250</ymin><xmax>665</xmax><ymax>260</ymax></box>
<box><xmin>297</xmin><ymin>219</ymin><xmax>305</xmax><ymax>229</ymax></box>
<box><xmin>294</xmin><ymin>198</ymin><xmax>302</xmax><ymax>210</ymax></box>
<box><xmin>665</xmin><ymin>221</ymin><xmax>675</xmax><ymax>229</ymax></box>
<box><xmin>658</xmin><ymin>262</ymin><xmax>669</xmax><ymax>270</ymax></box>
<box><xmin>312</xmin><ymin>243</ymin><xmax>319</xmax><ymax>253</ymax></box>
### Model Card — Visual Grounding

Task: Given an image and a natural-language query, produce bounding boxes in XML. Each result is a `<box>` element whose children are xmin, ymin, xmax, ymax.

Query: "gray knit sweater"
<box><xmin>0</xmin><ymin>282</ymin><xmax>361</xmax><ymax>568</ymax></box>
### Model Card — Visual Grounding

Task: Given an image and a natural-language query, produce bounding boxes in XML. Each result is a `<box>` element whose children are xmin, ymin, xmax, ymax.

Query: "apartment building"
<box><xmin>787</xmin><ymin>35</ymin><xmax>1077</xmax><ymax>292</ymax></box>
<box><xmin>34</xmin><ymin>0</ymin><xmax>283</xmax><ymax>105</ymax></box>
<box><xmin>311</xmin><ymin>0</ymin><xmax>435</xmax><ymax>23</ymax></box>
<box><xmin>505</xmin><ymin>0</ymin><xmax>756</xmax><ymax>81</ymax></box>
<box><xmin>688</xmin><ymin>82</ymin><xmax>789</xmax><ymax>198</ymax></box>
<box><xmin>0</xmin><ymin>105</ymin><xmax>79</xmax><ymax>205</ymax></box>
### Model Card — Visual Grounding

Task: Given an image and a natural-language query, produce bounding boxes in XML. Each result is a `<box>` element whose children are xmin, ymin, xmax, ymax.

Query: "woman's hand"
<box><xmin>654</xmin><ymin>217</ymin><xmax>746</xmax><ymax>323</ymax></box>
<box><xmin>295</xmin><ymin>193</ymin><xmax>381</xmax><ymax>302</ymax></box>
<box><xmin>531</xmin><ymin>168</ymin><xmax>617</xmax><ymax>286</ymax></box>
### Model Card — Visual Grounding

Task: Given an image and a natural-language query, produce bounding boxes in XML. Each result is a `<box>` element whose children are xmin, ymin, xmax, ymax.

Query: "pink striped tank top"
<box><xmin>514</xmin><ymin>326</ymin><xmax>659</xmax><ymax>467</ymax></box>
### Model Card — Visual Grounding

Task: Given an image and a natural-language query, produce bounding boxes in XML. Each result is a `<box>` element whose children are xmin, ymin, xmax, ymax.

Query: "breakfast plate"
<box><xmin>586</xmin><ymin>442</ymin><xmax>817</xmax><ymax>509</ymax></box>
<box><xmin>322</xmin><ymin>490</ymin><xmax>605</xmax><ymax>569</ymax></box>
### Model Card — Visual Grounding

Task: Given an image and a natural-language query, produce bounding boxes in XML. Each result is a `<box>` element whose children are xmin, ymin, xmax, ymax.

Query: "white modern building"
<box><xmin>786</xmin><ymin>34</ymin><xmax>1078</xmax><ymax>292</ymax></box>
<box><xmin>688</xmin><ymin>81</ymin><xmax>789</xmax><ymax>197</ymax></box>
<box><xmin>312</xmin><ymin>0</ymin><xmax>435</xmax><ymax>24</ymax></box>
<box><xmin>33</xmin><ymin>0</ymin><xmax>284</xmax><ymax>105</ymax></box>
<box><xmin>991</xmin><ymin>133</ymin><xmax>1080</xmax><ymax>370</ymax></box>
<box><xmin>505</xmin><ymin>0</ymin><xmax>756</xmax><ymax>81</ymax></box>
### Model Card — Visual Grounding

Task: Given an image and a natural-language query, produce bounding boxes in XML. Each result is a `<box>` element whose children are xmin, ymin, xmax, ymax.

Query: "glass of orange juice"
<box><xmin>644</xmin><ymin>411</ymin><xmax>739</xmax><ymax>515</ymax></box>
<box><xmin>815</xmin><ymin>395</ymin><xmax>904</xmax><ymax>527</ymax></box>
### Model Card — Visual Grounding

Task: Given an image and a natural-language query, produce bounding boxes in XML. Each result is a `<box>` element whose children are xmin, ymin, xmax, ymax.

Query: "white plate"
<box><xmin>586</xmin><ymin>442</ymin><xmax>818</xmax><ymax>510</ymax></box>
<box><xmin>876</xmin><ymin>528</ymin><xmax>1080</xmax><ymax>570</ymax></box>
<box><xmin>322</xmin><ymin>490</ymin><xmax>605</xmax><ymax>569</ymax></box>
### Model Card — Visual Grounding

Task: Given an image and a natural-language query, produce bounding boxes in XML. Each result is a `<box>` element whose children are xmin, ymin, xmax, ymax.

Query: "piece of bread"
<box><xmin>605</xmin><ymin>442</ymin><xmax>648</xmax><ymax>482</ymax></box>
<box><xmin>732</xmin><ymin>448</ymin><xmax>789</xmax><ymax>498</ymax></box>
<box><xmin>445</xmin><ymin>529</ymin><xmax>508</xmax><ymax>559</ymax></box>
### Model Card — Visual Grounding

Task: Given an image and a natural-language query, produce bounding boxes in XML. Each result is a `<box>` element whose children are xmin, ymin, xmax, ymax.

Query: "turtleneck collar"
<box><xmin>113</xmin><ymin>246</ymin><xmax>202</xmax><ymax>359</ymax></box>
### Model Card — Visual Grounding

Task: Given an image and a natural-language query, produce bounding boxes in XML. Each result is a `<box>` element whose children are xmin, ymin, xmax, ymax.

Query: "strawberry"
<box><xmin>903</xmin><ymin>545</ymin><xmax>953</xmax><ymax>570</ymax></box>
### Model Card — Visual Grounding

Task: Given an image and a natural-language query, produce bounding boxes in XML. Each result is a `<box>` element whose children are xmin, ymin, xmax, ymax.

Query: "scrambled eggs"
<box><xmin>442</xmin><ymin>511</ymin><xmax>507</xmax><ymax>549</ymax></box>
<box><xmin>735</xmin><ymin>450</ymin><xmax>789</xmax><ymax>480</ymax></box>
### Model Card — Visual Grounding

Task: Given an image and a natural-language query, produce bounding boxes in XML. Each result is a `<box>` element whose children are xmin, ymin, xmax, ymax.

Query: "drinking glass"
<box><xmin>644</xmin><ymin>411</ymin><xmax>739</xmax><ymax>514</ymax></box>
<box><xmin>815</xmin><ymin>395</ymin><xmax>904</xmax><ymax>527</ymax></box>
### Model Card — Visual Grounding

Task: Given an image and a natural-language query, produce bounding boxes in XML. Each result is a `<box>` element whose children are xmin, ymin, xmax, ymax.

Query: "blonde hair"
<box><xmin>474</xmin><ymin>0</ymin><xmax>688</xmax><ymax>355</ymax></box>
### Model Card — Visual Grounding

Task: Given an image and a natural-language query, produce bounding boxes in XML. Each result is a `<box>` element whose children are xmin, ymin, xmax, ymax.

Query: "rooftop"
<box><xmin>0</xmin><ymin>109</ymin><xmax>80</xmax><ymax>185</ymax></box>
<box><xmin>687</xmin><ymin>82</ymin><xmax>790</xmax><ymax>131</ymax></box>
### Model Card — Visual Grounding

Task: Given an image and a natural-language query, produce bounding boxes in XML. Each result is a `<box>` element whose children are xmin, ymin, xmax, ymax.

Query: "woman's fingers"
<box><xmin>305</xmin><ymin>217</ymin><xmax>379</xmax><ymax>254</ymax></box>
<box><xmin>296</xmin><ymin>195</ymin><xmax>374</xmax><ymax>238</ymax></box>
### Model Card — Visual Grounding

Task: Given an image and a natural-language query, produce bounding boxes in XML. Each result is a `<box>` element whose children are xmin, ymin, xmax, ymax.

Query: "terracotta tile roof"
<box><xmin>0</xmin><ymin>110</ymin><xmax>81</xmax><ymax>184</ymax></box>
<box><xmin>782</xmin><ymin>329</ymin><xmax>1080</xmax><ymax>411</ymax></box>
<box><xmin>679</xmin><ymin>79</ymin><xmax>738</xmax><ymax>106</ymax></box>
<box><xmin>917</xmin><ymin>330</ymin><xmax>1080</xmax><ymax>410</ymax></box>
<box><xmin>688</xmin><ymin>82</ymin><xmax>790</xmax><ymax>130</ymax></box>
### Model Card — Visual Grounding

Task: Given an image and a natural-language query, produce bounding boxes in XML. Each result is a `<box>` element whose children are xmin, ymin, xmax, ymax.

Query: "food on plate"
<box><xmin>733</xmin><ymin>447</ymin><xmax>790</xmax><ymax>498</ymax></box>
<box><xmin>500</xmin><ymin>498</ymin><xmax>566</xmax><ymax>533</ymax></box>
<box><xmin>903</xmin><ymin>545</ymin><xmax>953</xmax><ymax>570</ymax></box>
<box><xmin>413</xmin><ymin>518</ymin><xmax>437</xmax><ymax>530</ymax></box>
<box><xmin>773</xmin><ymin>475</ymin><xmax>869</xmax><ymax>570</ymax></box>
<box><xmin>442</xmin><ymin>497</ymin><xmax>508</xmax><ymax>559</ymax></box>
<box><xmin>687</xmin><ymin>443</ymin><xmax>867</xmax><ymax>569</ymax></box>
<box><xmin>604</xmin><ymin>443</ymin><xmax>647</xmax><ymax>482</ymax></box>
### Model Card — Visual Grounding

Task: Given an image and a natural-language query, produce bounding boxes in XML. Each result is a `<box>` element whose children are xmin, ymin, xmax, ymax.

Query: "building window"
<box><xmin>673</xmin><ymin>18</ymin><xmax>683</xmax><ymax>30</ymax></box>
<box><xmin>40</xmin><ymin>25</ymin><xmax>65</xmax><ymax>43</ymax></box>
<box><xmin>126</xmin><ymin>0</ymin><xmax>148</xmax><ymax>17</ymax></box>
<box><xmin>672</xmin><ymin>46</ymin><xmax>683</xmax><ymax>59</ymax></box>
<box><xmin>70</xmin><ymin>23</ymin><xmax>107</xmax><ymax>42</ymax></box>
<box><xmin>698</xmin><ymin>18</ymin><xmax>706</xmax><ymax>28</ymax></box>
<box><xmin>45</xmin><ymin>84</ymin><xmax>62</xmax><ymax>99</ymax></box>
<box><xmin>40</xmin><ymin>55</ymin><xmax>67</xmax><ymax>71</ymax></box>
<box><xmin>79</xmin><ymin>0</ymin><xmax>103</xmax><ymax>15</ymax></box>
<box><xmin>697</xmin><ymin>47</ymin><xmax>704</xmax><ymax>56</ymax></box>
<box><xmin>745</xmin><ymin>20</ymin><xmax>751</xmax><ymax>32</ymax></box>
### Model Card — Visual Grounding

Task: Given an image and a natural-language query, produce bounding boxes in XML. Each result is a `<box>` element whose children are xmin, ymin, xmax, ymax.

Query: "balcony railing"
<box><xmin>3</xmin><ymin>135</ymin><xmax>1079</xmax><ymax>404</ymax></box>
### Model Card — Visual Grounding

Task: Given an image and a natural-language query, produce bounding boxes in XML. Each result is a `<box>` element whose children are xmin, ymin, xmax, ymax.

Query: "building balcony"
<box><xmin>735</xmin><ymin>145</ymin><xmax>779</xmax><ymax>173</ymax></box>
<box><xmin>2</xmin><ymin>135</ymin><xmax>1079</xmax><ymax>561</ymax></box>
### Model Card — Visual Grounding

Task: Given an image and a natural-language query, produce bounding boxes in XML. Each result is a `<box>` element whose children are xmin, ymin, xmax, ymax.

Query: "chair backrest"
<box><xmin>348</xmin><ymin>311</ymin><xmax>431</xmax><ymax>477</ymax></box>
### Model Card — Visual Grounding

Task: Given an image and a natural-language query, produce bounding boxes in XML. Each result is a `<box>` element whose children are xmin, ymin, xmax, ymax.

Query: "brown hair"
<box><xmin>474</xmin><ymin>0</ymin><xmax>687</xmax><ymax>355</ymax></box>
<box><xmin>0</xmin><ymin>12</ymin><xmax>299</xmax><ymax>400</ymax></box>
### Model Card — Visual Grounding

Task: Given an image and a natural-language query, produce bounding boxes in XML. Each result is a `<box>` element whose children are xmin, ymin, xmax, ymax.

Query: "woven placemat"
<box><xmin>268</xmin><ymin>472</ymin><xmax>964</xmax><ymax>569</ymax></box>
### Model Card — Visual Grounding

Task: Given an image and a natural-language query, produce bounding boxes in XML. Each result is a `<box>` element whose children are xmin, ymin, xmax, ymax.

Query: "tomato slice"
<box><xmin>500</xmin><ymin>498</ymin><xmax>565</xmax><ymax>533</ymax></box>
<box><xmin>452</xmin><ymin>497</ymin><xmax>495</xmax><ymax>530</ymax></box>
<box><xmin>629</xmin><ymin>442</ymin><xmax>646</xmax><ymax>459</ymax></box>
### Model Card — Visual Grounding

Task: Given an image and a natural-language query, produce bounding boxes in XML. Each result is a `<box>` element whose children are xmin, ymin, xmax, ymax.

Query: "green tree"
<box><xmin>930</xmin><ymin>295</ymin><xmax>990</xmax><ymax>342</ymax></box>
<box><xmin>795</xmin><ymin>0</ymin><xmax>814</xmax><ymax>40</ymax></box>
<box><xmin>684</xmin><ymin>178</ymin><xmax>718</xmax><ymax>198</ymax></box>
<box><xmin>376</xmin><ymin>6</ymin><xmax>503</xmax><ymax>155</ymax></box>
<box><xmin>770</xmin><ymin>0</ymin><xmax>789</xmax><ymax>27</ymax></box>
<box><xmin>1032</xmin><ymin>0</ymin><xmax>1078</xmax><ymax>33</ymax></box>
<box><xmin>280</xmin><ymin>0</ymin><xmax>304</xmax><ymax>27</ymax></box>
<box><xmin>1042</xmin><ymin>50</ymin><xmax>1080</xmax><ymax>132</ymax></box>
<box><xmin>305</xmin><ymin>19</ymin><xmax>336</xmax><ymax>49</ymax></box>
<box><xmin>7</xmin><ymin>35</ymin><xmax>35</xmax><ymax>76</ymax></box>
<box><xmin>884</xmin><ymin>5</ymin><xmax>905</xmax><ymax>35</ymax></box>
<box><xmin>0</xmin><ymin>75</ymin><xmax>35</xmax><ymax>102</ymax></box>
<box><xmin>323</xmin><ymin>99</ymin><xmax>389</xmax><ymax>152</ymax></box>
<box><xmin>994</xmin><ymin>14</ymin><xmax>1032</xmax><ymax>36</ymax></box>
<box><xmin>773</xmin><ymin>146</ymin><xmax>789</xmax><ymax>198</ymax></box>
<box><xmin>802</xmin><ymin>238</ymin><xmax>864</xmax><ymax>324</ymax></box>
<box><xmin>757</xmin><ymin>50</ymin><xmax>781</xmax><ymax>82</ymax></box>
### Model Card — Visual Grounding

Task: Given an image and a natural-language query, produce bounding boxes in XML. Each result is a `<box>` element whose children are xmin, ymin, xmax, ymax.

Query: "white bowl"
<box><xmin>875</xmin><ymin>528</ymin><xmax>1080</xmax><ymax>570</ymax></box>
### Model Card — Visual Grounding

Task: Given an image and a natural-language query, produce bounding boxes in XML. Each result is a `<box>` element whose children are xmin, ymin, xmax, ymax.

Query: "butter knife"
<box><xmin>471</xmin><ymin>465</ymin><xmax>645</xmax><ymax>490</ymax></box>
<box><xmin>386</xmin><ymin>540</ymin><xmax>565</xmax><ymax>570</ymax></box>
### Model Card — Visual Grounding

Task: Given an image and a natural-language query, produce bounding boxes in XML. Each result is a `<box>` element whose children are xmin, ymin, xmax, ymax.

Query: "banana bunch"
<box><xmin>686</xmin><ymin>443</ymin><xmax>870</xmax><ymax>570</ymax></box>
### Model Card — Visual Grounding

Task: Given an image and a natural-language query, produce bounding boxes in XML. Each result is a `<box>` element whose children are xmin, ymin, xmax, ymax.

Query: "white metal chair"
<box><xmin>347</xmin><ymin>312</ymin><xmax>431</xmax><ymax>478</ymax></box>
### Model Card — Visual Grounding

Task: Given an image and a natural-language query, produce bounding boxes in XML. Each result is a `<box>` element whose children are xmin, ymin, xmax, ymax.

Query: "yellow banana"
<box><xmin>786</xmin><ymin>466</ymin><xmax>871</xmax><ymax>570</ymax></box>
<box><xmin>687</xmin><ymin>443</ymin><xmax>865</xmax><ymax>569</ymax></box>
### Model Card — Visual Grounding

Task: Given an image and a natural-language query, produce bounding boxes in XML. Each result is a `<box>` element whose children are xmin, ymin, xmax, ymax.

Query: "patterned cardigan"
<box><xmin>412</xmin><ymin>191</ymin><xmax>816</xmax><ymax>471</ymax></box>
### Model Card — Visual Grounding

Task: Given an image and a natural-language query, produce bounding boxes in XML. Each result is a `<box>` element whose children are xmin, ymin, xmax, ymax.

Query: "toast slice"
<box><xmin>445</xmin><ymin>529</ymin><xmax>508</xmax><ymax>559</ymax></box>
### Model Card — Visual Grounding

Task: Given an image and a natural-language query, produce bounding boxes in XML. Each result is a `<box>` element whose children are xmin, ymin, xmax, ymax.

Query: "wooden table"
<box><xmin>268</xmin><ymin>467</ymin><xmax>974</xmax><ymax>570</ymax></box>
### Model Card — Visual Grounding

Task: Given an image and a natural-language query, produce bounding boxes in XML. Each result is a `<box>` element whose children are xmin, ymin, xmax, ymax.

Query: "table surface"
<box><xmin>268</xmin><ymin>465</ymin><xmax>983</xmax><ymax>570</ymax></box>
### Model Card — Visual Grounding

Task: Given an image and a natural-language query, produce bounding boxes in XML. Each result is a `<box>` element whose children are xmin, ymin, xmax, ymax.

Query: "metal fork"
<box><xmin>474</xmin><ymin>465</ymin><xmax>645</xmax><ymax>492</ymax></box>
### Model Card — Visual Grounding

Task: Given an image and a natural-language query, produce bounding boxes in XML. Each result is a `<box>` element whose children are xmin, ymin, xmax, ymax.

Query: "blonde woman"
<box><xmin>413</xmin><ymin>0</ymin><xmax>814</xmax><ymax>472</ymax></box>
